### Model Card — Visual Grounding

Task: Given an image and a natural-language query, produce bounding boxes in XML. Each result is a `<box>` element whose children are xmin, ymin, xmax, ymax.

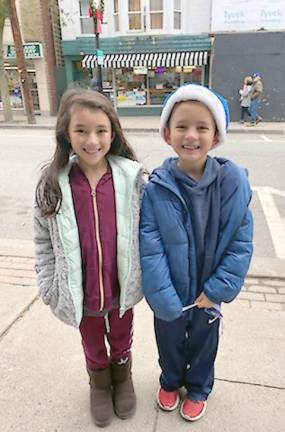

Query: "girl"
<box><xmin>239</xmin><ymin>75</ymin><xmax>253</xmax><ymax>123</ymax></box>
<box><xmin>34</xmin><ymin>88</ymin><xmax>144</xmax><ymax>427</ymax></box>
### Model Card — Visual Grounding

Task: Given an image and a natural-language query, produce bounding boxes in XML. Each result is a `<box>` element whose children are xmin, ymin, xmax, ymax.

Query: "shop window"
<box><xmin>113</xmin><ymin>0</ymin><xmax>119</xmax><ymax>31</ymax></box>
<box><xmin>29</xmin><ymin>72</ymin><xmax>40</xmax><ymax>111</ymax></box>
<box><xmin>1</xmin><ymin>68</ymin><xmax>40</xmax><ymax>111</ymax></box>
<box><xmin>116</xmin><ymin>67</ymin><xmax>147</xmax><ymax>106</ymax></box>
<box><xmin>73</xmin><ymin>62</ymin><xmax>115</xmax><ymax>104</ymax></box>
<box><xmin>183</xmin><ymin>67</ymin><xmax>202</xmax><ymax>85</ymax></box>
<box><xmin>174</xmin><ymin>0</ymin><xmax>181</xmax><ymax>30</ymax></box>
<box><xmin>150</xmin><ymin>0</ymin><xmax>163</xmax><ymax>29</ymax></box>
<box><xmin>79</xmin><ymin>0</ymin><xmax>94</xmax><ymax>34</ymax></box>
<box><xmin>148</xmin><ymin>67</ymin><xmax>180</xmax><ymax>105</ymax></box>
<box><xmin>128</xmin><ymin>0</ymin><xmax>142</xmax><ymax>30</ymax></box>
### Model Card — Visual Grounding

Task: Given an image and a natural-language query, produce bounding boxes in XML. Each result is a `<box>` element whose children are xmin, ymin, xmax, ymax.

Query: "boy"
<box><xmin>139</xmin><ymin>84</ymin><xmax>253</xmax><ymax>422</ymax></box>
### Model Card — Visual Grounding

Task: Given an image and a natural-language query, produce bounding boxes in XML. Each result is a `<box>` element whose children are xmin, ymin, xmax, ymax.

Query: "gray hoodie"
<box><xmin>170</xmin><ymin>156</ymin><xmax>221</xmax><ymax>287</ymax></box>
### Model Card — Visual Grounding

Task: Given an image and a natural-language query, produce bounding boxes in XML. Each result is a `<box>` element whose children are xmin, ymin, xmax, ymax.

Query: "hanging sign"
<box><xmin>5</xmin><ymin>43</ymin><xmax>43</xmax><ymax>59</ymax></box>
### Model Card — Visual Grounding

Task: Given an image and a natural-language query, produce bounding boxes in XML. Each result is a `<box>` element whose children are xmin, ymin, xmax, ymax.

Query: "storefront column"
<box><xmin>65</xmin><ymin>58</ymin><xmax>75</xmax><ymax>87</ymax></box>
<box><xmin>146</xmin><ymin>73</ymin><xmax>150</xmax><ymax>105</ymax></box>
<box><xmin>111</xmin><ymin>69</ymin><xmax>117</xmax><ymax>109</ymax></box>
<box><xmin>204</xmin><ymin>64</ymin><xmax>209</xmax><ymax>87</ymax></box>
<box><xmin>34</xmin><ymin>59</ymin><xmax>50</xmax><ymax>115</ymax></box>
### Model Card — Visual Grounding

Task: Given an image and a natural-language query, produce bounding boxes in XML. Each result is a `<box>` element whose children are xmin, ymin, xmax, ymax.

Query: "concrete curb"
<box><xmin>248</xmin><ymin>257</ymin><xmax>285</xmax><ymax>280</ymax></box>
<box><xmin>229</xmin><ymin>128</ymin><xmax>285</xmax><ymax>135</ymax></box>
<box><xmin>0</xmin><ymin>239</ymin><xmax>285</xmax><ymax>280</ymax></box>
<box><xmin>0</xmin><ymin>239</ymin><xmax>35</xmax><ymax>258</ymax></box>
<box><xmin>1</xmin><ymin>123</ymin><xmax>285</xmax><ymax>135</ymax></box>
<box><xmin>0</xmin><ymin>123</ymin><xmax>55</xmax><ymax>130</ymax></box>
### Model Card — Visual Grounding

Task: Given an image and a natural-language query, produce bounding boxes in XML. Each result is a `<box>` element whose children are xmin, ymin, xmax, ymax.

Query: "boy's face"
<box><xmin>164</xmin><ymin>101</ymin><xmax>218</xmax><ymax>177</ymax></box>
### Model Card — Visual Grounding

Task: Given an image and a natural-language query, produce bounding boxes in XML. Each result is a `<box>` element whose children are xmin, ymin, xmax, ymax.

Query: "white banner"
<box><xmin>211</xmin><ymin>0</ymin><xmax>285</xmax><ymax>32</ymax></box>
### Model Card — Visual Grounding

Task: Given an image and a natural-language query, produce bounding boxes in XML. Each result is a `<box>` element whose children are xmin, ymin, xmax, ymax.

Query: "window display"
<box><xmin>78</xmin><ymin>60</ymin><xmax>203</xmax><ymax>108</ymax></box>
<box><xmin>116</xmin><ymin>68</ymin><xmax>146</xmax><ymax>106</ymax></box>
<box><xmin>115</xmin><ymin>65</ymin><xmax>202</xmax><ymax>106</ymax></box>
<box><xmin>148</xmin><ymin>67</ymin><xmax>180</xmax><ymax>105</ymax></box>
<box><xmin>0</xmin><ymin>69</ymin><xmax>40</xmax><ymax>110</ymax></box>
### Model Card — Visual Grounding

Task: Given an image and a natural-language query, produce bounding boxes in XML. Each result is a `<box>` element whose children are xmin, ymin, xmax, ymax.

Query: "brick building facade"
<box><xmin>2</xmin><ymin>0</ymin><xmax>64</xmax><ymax>115</ymax></box>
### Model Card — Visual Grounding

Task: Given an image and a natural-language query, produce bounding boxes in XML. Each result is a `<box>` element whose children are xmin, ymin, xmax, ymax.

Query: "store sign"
<box><xmin>211</xmin><ymin>0</ymin><xmax>285</xmax><ymax>32</ymax></box>
<box><xmin>133</xmin><ymin>67</ymin><xmax>148</xmax><ymax>75</ymax></box>
<box><xmin>96</xmin><ymin>49</ymin><xmax>104</xmax><ymax>66</ymax></box>
<box><xmin>5</xmin><ymin>43</ymin><xmax>43</xmax><ymax>59</ymax></box>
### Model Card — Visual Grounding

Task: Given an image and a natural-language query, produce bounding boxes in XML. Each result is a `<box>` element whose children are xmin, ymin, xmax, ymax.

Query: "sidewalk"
<box><xmin>0</xmin><ymin>240</ymin><xmax>285</xmax><ymax>431</ymax></box>
<box><xmin>1</xmin><ymin>112</ymin><xmax>285</xmax><ymax>134</ymax></box>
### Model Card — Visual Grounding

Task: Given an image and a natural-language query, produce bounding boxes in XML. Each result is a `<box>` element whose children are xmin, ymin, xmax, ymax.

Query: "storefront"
<box><xmin>1</xmin><ymin>66</ymin><xmax>40</xmax><ymax>111</ymax></box>
<box><xmin>1</xmin><ymin>42</ymin><xmax>49</xmax><ymax>114</ymax></box>
<box><xmin>62</xmin><ymin>35</ymin><xmax>211</xmax><ymax>115</ymax></box>
<box><xmin>81</xmin><ymin>50</ymin><xmax>207</xmax><ymax>111</ymax></box>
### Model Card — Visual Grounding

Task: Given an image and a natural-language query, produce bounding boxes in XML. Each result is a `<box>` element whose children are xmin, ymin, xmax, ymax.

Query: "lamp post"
<box><xmin>89</xmin><ymin>0</ymin><xmax>104</xmax><ymax>92</ymax></box>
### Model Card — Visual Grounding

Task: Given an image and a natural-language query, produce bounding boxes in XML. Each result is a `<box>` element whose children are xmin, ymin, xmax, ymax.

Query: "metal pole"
<box><xmin>94</xmin><ymin>15</ymin><xmax>103</xmax><ymax>92</ymax></box>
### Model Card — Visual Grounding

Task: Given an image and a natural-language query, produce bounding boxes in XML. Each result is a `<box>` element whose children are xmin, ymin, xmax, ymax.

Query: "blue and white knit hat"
<box><xmin>159</xmin><ymin>84</ymin><xmax>230</xmax><ymax>146</ymax></box>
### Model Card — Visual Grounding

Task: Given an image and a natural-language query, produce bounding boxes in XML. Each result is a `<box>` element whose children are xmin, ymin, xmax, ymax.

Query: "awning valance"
<box><xmin>82</xmin><ymin>51</ymin><xmax>208</xmax><ymax>69</ymax></box>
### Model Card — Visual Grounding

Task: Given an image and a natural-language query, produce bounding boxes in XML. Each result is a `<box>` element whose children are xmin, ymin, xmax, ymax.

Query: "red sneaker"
<box><xmin>180</xmin><ymin>398</ymin><xmax>207</xmax><ymax>421</ymax></box>
<box><xmin>157</xmin><ymin>387</ymin><xmax>179</xmax><ymax>411</ymax></box>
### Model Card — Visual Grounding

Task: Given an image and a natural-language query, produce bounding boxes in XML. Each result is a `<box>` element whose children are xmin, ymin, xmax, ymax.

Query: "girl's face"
<box><xmin>68</xmin><ymin>106</ymin><xmax>113</xmax><ymax>173</ymax></box>
<box><xmin>164</xmin><ymin>101</ymin><xmax>218</xmax><ymax>179</ymax></box>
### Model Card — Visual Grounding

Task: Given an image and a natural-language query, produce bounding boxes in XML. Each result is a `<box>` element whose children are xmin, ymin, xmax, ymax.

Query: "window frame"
<box><xmin>149</xmin><ymin>0</ymin><xmax>163</xmax><ymax>30</ymax></box>
<box><xmin>173</xmin><ymin>0</ymin><xmax>182</xmax><ymax>30</ymax></box>
<box><xmin>128</xmin><ymin>0</ymin><xmax>143</xmax><ymax>31</ymax></box>
<box><xmin>79</xmin><ymin>0</ymin><xmax>95</xmax><ymax>35</ymax></box>
<box><xmin>113</xmin><ymin>0</ymin><xmax>120</xmax><ymax>32</ymax></box>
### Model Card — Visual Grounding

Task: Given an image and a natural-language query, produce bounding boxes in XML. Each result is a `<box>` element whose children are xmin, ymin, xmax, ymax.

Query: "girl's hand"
<box><xmin>195</xmin><ymin>292</ymin><xmax>215</xmax><ymax>309</ymax></box>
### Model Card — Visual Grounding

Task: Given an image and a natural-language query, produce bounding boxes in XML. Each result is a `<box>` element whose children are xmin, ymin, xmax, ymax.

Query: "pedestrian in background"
<box><xmin>90</xmin><ymin>77</ymin><xmax>100</xmax><ymax>91</ymax></box>
<box><xmin>239</xmin><ymin>75</ymin><xmax>253</xmax><ymax>123</ymax></box>
<box><xmin>140</xmin><ymin>84</ymin><xmax>253</xmax><ymax>422</ymax></box>
<box><xmin>33</xmin><ymin>88</ymin><xmax>145</xmax><ymax>427</ymax></box>
<box><xmin>249</xmin><ymin>72</ymin><xmax>263</xmax><ymax>125</ymax></box>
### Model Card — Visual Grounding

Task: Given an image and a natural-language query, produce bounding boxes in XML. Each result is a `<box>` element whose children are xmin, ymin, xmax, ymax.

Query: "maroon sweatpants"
<box><xmin>79</xmin><ymin>308</ymin><xmax>133</xmax><ymax>370</ymax></box>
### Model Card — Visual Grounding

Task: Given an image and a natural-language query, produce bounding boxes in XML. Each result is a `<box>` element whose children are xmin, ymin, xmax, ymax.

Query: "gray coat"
<box><xmin>34</xmin><ymin>155</ymin><xmax>145</xmax><ymax>328</ymax></box>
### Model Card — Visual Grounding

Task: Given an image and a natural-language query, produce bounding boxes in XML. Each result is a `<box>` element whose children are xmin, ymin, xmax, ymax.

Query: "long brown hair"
<box><xmin>36</xmin><ymin>88</ymin><xmax>137</xmax><ymax>216</ymax></box>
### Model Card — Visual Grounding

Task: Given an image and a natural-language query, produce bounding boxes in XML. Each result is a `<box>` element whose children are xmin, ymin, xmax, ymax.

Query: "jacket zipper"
<box><xmin>91</xmin><ymin>188</ymin><xmax>104</xmax><ymax>311</ymax></box>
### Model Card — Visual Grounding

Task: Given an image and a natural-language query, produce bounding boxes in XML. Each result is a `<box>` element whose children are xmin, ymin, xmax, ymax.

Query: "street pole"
<box><xmin>7</xmin><ymin>0</ymin><xmax>36</xmax><ymax>124</ymax></box>
<box><xmin>94</xmin><ymin>13</ymin><xmax>103</xmax><ymax>92</ymax></box>
<box><xmin>89</xmin><ymin>1</ymin><xmax>104</xmax><ymax>92</ymax></box>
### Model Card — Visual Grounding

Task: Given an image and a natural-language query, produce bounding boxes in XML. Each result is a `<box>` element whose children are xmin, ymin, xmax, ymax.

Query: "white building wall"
<box><xmin>58</xmin><ymin>0</ymin><xmax>212</xmax><ymax>40</ymax></box>
<box><xmin>34</xmin><ymin>59</ymin><xmax>50</xmax><ymax>115</ymax></box>
<box><xmin>3</xmin><ymin>19</ymin><xmax>14</xmax><ymax>44</ymax></box>
<box><xmin>58</xmin><ymin>0</ymin><xmax>82</xmax><ymax>40</ymax></box>
<box><xmin>183</xmin><ymin>0</ymin><xmax>211</xmax><ymax>34</ymax></box>
<box><xmin>3</xmin><ymin>0</ymin><xmax>22</xmax><ymax>44</ymax></box>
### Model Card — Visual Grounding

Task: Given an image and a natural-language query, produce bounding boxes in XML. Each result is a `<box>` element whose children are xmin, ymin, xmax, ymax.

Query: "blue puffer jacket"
<box><xmin>139</xmin><ymin>157</ymin><xmax>253</xmax><ymax>322</ymax></box>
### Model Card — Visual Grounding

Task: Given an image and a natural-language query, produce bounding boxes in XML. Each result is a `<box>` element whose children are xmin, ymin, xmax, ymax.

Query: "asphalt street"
<box><xmin>0</xmin><ymin>129</ymin><xmax>285</xmax><ymax>260</ymax></box>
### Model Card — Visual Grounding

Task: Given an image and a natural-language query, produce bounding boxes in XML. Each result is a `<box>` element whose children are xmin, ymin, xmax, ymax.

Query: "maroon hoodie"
<box><xmin>69</xmin><ymin>163</ymin><xmax>119</xmax><ymax>314</ymax></box>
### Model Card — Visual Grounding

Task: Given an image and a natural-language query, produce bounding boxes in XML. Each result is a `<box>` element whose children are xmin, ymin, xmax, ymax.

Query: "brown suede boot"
<box><xmin>111</xmin><ymin>360</ymin><xmax>136</xmax><ymax>419</ymax></box>
<box><xmin>87</xmin><ymin>367</ymin><xmax>114</xmax><ymax>427</ymax></box>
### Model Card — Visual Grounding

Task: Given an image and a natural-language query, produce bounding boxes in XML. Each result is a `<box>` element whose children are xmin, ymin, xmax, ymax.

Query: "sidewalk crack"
<box><xmin>0</xmin><ymin>295</ymin><xmax>39</xmax><ymax>341</ymax></box>
<box><xmin>215</xmin><ymin>377</ymin><xmax>285</xmax><ymax>391</ymax></box>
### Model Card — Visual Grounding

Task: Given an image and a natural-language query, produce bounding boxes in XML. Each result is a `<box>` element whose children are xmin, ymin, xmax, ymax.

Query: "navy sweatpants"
<box><xmin>154</xmin><ymin>307</ymin><xmax>220</xmax><ymax>401</ymax></box>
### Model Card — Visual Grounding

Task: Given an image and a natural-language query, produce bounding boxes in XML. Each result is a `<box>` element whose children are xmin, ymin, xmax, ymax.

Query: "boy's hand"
<box><xmin>195</xmin><ymin>292</ymin><xmax>215</xmax><ymax>309</ymax></box>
